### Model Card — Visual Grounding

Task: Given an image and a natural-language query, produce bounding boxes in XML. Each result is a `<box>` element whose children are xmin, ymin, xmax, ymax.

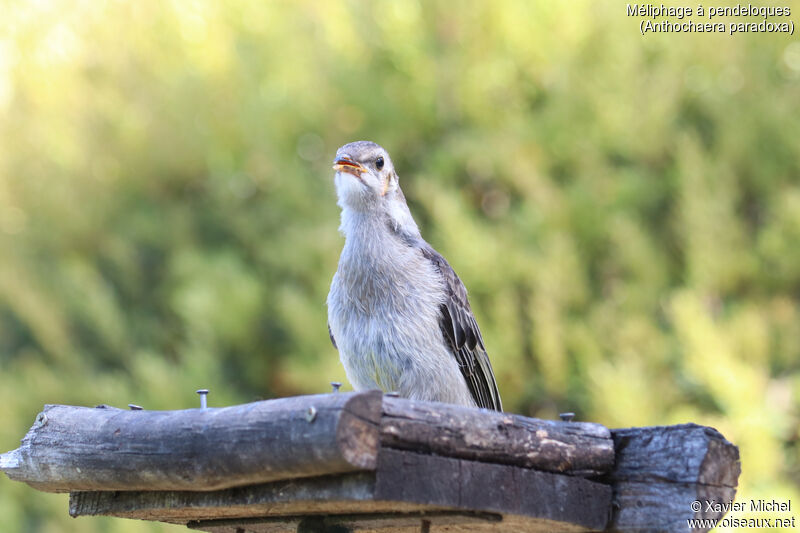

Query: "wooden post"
<box><xmin>381</xmin><ymin>396</ymin><xmax>614</xmax><ymax>476</ymax></box>
<box><xmin>0</xmin><ymin>391</ymin><xmax>382</xmax><ymax>492</ymax></box>
<box><xmin>606</xmin><ymin>424</ymin><xmax>741</xmax><ymax>532</ymax></box>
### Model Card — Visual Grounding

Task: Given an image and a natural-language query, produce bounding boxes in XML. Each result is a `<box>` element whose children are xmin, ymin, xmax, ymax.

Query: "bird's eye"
<box><xmin>375</xmin><ymin>157</ymin><xmax>384</xmax><ymax>170</ymax></box>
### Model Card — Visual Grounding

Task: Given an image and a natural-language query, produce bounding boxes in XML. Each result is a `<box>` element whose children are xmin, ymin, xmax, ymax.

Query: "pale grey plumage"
<box><xmin>326</xmin><ymin>141</ymin><xmax>502</xmax><ymax>411</ymax></box>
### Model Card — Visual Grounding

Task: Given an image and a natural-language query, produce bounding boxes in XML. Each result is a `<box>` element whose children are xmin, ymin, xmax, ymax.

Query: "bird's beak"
<box><xmin>332</xmin><ymin>157</ymin><xmax>366</xmax><ymax>177</ymax></box>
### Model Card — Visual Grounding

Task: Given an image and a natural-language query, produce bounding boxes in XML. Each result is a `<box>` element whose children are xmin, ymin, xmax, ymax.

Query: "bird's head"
<box><xmin>332</xmin><ymin>141</ymin><xmax>400</xmax><ymax>212</ymax></box>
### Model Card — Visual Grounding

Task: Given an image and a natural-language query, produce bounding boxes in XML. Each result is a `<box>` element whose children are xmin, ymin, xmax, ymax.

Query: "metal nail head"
<box><xmin>559</xmin><ymin>412</ymin><xmax>575</xmax><ymax>422</ymax></box>
<box><xmin>197</xmin><ymin>389</ymin><xmax>209</xmax><ymax>409</ymax></box>
<box><xmin>128</xmin><ymin>404</ymin><xmax>143</xmax><ymax>411</ymax></box>
<box><xmin>385</xmin><ymin>391</ymin><xmax>400</xmax><ymax>398</ymax></box>
<box><xmin>306</xmin><ymin>406</ymin><xmax>317</xmax><ymax>422</ymax></box>
<box><xmin>330</xmin><ymin>382</ymin><xmax>342</xmax><ymax>393</ymax></box>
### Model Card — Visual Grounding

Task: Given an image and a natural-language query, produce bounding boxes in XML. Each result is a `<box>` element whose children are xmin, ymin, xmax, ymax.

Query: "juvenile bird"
<box><xmin>326</xmin><ymin>141</ymin><xmax>502</xmax><ymax>411</ymax></box>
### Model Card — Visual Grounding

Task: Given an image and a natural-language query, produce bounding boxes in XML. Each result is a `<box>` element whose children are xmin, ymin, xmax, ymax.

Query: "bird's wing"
<box><xmin>419</xmin><ymin>244</ymin><xmax>503</xmax><ymax>411</ymax></box>
<box><xmin>328</xmin><ymin>323</ymin><xmax>337</xmax><ymax>349</ymax></box>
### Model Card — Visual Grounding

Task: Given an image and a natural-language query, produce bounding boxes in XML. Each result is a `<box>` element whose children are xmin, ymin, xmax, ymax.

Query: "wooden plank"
<box><xmin>188</xmin><ymin>514</ymin><xmax>598</xmax><ymax>533</ymax></box>
<box><xmin>69</xmin><ymin>449</ymin><xmax>612</xmax><ymax>531</ymax></box>
<box><xmin>69</xmin><ymin>472</ymin><xmax>394</xmax><ymax>523</ymax></box>
<box><xmin>381</xmin><ymin>396</ymin><xmax>614</xmax><ymax>476</ymax></box>
<box><xmin>187</xmin><ymin>511</ymin><xmax>502</xmax><ymax>533</ymax></box>
<box><xmin>375</xmin><ymin>449</ymin><xmax>611</xmax><ymax>531</ymax></box>
<box><xmin>1</xmin><ymin>391</ymin><xmax>382</xmax><ymax>493</ymax></box>
<box><xmin>606</xmin><ymin>424</ymin><xmax>740</xmax><ymax>533</ymax></box>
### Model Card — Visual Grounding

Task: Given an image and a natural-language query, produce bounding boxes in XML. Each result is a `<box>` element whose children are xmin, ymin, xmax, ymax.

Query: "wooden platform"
<box><xmin>1</xmin><ymin>392</ymin><xmax>741</xmax><ymax>532</ymax></box>
<box><xmin>72</xmin><ymin>449</ymin><xmax>611</xmax><ymax>532</ymax></box>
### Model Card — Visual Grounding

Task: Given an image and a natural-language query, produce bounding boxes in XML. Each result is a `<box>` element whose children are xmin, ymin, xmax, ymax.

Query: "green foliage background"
<box><xmin>1</xmin><ymin>1</ymin><xmax>798</xmax><ymax>531</ymax></box>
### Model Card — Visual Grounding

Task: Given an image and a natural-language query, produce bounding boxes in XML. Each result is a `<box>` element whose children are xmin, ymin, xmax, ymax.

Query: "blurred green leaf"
<box><xmin>0</xmin><ymin>1</ymin><xmax>798</xmax><ymax>531</ymax></box>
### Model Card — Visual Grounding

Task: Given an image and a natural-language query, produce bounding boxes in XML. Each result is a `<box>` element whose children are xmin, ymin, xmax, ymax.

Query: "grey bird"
<box><xmin>326</xmin><ymin>141</ymin><xmax>502</xmax><ymax>411</ymax></box>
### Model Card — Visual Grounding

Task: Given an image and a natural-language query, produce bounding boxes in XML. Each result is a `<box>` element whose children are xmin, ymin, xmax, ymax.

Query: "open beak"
<box><xmin>332</xmin><ymin>157</ymin><xmax>366</xmax><ymax>177</ymax></box>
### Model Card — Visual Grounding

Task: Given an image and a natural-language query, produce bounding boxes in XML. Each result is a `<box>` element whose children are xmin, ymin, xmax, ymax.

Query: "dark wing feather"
<box><xmin>328</xmin><ymin>323</ymin><xmax>337</xmax><ymax>349</ymax></box>
<box><xmin>419</xmin><ymin>244</ymin><xmax>503</xmax><ymax>411</ymax></box>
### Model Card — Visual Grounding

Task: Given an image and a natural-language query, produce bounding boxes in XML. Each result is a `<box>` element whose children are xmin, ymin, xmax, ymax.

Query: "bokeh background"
<box><xmin>1</xmin><ymin>1</ymin><xmax>798</xmax><ymax>531</ymax></box>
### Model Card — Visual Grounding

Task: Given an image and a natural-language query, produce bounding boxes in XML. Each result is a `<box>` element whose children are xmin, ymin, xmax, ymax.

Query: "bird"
<box><xmin>326</xmin><ymin>140</ymin><xmax>502</xmax><ymax>411</ymax></box>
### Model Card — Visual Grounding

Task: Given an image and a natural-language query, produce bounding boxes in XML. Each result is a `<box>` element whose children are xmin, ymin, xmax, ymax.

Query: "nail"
<box><xmin>559</xmin><ymin>412</ymin><xmax>575</xmax><ymax>422</ymax></box>
<box><xmin>330</xmin><ymin>382</ymin><xmax>342</xmax><ymax>393</ymax></box>
<box><xmin>128</xmin><ymin>404</ymin><xmax>143</xmax><ymax>411</ymax></box>
<box><xmin>306</xmin><ymin>406</ymin><xmax>317</xmax><ymax>422</ymax></box>
<box><xmin>385</xmin><ymin>391</ymin><xmax>400</xmax><ymax>398</ymax></box>
<box><xmin>196</xmin><ymin>389</ymin><xmax>209</xmax><ymax>409</ymax></box>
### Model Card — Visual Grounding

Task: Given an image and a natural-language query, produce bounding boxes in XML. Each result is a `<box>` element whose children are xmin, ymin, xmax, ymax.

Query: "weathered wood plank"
<box><xmin>381</xmin><ymin>396</ymin><xmax>614</xmax><ymax>476</ymax></box>
<box><xmin>1</xmin><ymin>391</ymin><xmax>382</xmax><ymax>493</ymax></box>
<box><xmin>375</xmin><ymin>448</ymin><xmax>611</xmax><ymax>531</ymax></box>
<box><xmin>70</xmin><ymin>472</ymin><xmax>390</xmax><ymax>522</ymax></box>
<box><xmin>606</xmin><ymin>424</ymin><xmax>740</xmax><ymax>533</ymax></box>
<box><xmin>188</xmin><ymin>514</ymin><xmax>594</xmax><ymax>533</ymax></box>
<box><xmin>188</xmin><ymin>511</ymin><xmax>502</xmax><ymax>533</ymax></box>
<box><xmin>69</xmin><ymin>448</ymin><xmax>613</xmax><ymax>532</ymax></box>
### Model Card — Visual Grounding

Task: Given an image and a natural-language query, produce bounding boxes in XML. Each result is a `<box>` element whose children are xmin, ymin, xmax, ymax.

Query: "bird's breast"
<box><xmin>331</xmin><ymin>237</ymin><xmax>444</xmax><ymax>316</ymax></box>
<box><xmin>327</xmin><ymin>235</ymin><xmax>448</xmax><ymax>390</ymax></box>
